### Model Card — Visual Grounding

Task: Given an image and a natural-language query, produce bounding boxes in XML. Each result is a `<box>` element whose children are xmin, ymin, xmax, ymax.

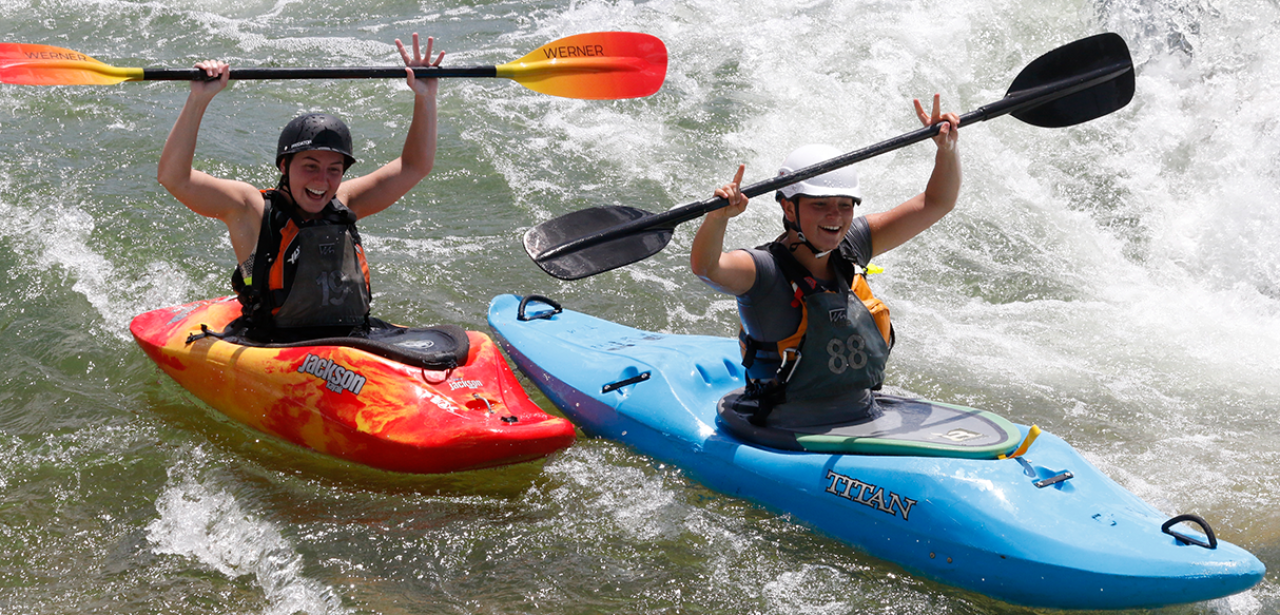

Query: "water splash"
<box><xmin>0</xmin><ymin>184</ymin><xmax>197</xmax><ymax>341</ymax></box>
<box><xmin>146</xmin><ymin>452</ymin><xmax>350</xmax><ymax>615</ymax></box>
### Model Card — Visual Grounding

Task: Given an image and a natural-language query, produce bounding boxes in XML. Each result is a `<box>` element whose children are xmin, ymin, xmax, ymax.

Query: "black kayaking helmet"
<box><xmin>275</xmin><ymin>113</ymin><xmax>357</xmax><ymax>171</ymax></box>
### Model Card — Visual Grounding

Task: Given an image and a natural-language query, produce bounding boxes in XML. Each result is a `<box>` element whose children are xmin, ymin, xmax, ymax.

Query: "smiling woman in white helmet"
<box><xmin>157</xmin><ymin>34</ymin><xmax>444</xmax><ymax>343</ymax></box>
<box><xmin>690</xmin><ymin>94</ymin><xmax>961</xmax><ymax>427</ymax></box>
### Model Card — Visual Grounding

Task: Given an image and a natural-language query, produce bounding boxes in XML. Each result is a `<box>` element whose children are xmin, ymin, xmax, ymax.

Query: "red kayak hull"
<box><xmin>131</xmin><ymin>296</ymin><xmax>575</xmax><ymax>473</ymax></box>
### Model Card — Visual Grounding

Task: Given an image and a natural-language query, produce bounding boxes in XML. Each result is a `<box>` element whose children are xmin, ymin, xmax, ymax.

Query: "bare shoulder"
<box><xmin>168</xmin><ymin>171</ymin><xmax>264</xmax><ymax>221</ymax></box>
<box><xmin>218</xmin><ymin>183</ymin><xmax>267</xmax><ymax>261</ymax></box>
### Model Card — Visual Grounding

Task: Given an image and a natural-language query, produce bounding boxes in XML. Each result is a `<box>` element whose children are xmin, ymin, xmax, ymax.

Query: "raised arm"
<box><xmin>866</xmin><ymin>93</ymin><xmax>962</xmax><ymax>257</ymax></box>
<box><xmin>157</xmin><ymin>60</ymin><xmax>264</xmax><ymax>261</ymax></box>
<box><xmin>340</xmin><ymin>33</ymin><xmax>444</xmax><ymax>218</ymax></box>
<box><xmin>690</xmin><ymin>164</ymin><xmax>758</xmax><ymax>296</ymax></box>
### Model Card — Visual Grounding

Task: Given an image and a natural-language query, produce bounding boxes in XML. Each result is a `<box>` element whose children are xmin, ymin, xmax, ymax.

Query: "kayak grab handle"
<box><xmin>1033</xmin><ymin>471</ymin><xmax>1073</xmax><ymax>488</ymax></box>
<box><xmin>518</xmin><ymin>294</ymin><xmax>563</xmax><ymax>321</ymax></box>
<box><xmin>186</xmin><ymin>323</ymin><xmax>230</xmax><ymax>344</ymax></box>
<box><xmin>603</xmin><ymin>371</ymin><xmax>650</xmax><ymax>393</ymax></box>
<box><xmin>1162</xmin><ymin>514</ymin><xmax>1218</xmax><ymax>549</ymax></box>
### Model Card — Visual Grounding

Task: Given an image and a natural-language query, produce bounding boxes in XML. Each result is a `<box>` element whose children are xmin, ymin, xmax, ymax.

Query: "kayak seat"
<box><xmin>717</xmin><ymin>389</ymin><xmax>1022</xmax><ymax>459</ymax></box>
<box><xmin>214</xmin><ymin>322</ymin><xmax>472</xmax><ymax>371</ymax></box>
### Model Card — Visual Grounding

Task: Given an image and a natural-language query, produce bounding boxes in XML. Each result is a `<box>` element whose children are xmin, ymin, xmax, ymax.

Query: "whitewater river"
<box><xmin>2</xmin><ymin>0</ymin><xmax>1278</xmax><ymax>612</ymax></box>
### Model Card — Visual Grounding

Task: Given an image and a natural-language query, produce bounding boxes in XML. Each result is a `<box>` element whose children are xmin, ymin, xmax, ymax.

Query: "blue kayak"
<box><xmin>487</xmin><ymin>293</ymin><xmax>1264</xmax><ymax>609</ymax></box>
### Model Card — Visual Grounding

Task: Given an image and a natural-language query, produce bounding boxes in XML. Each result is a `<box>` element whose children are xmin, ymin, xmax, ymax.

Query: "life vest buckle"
<box><xmin>778</xmin><ymin>348</ymin><xmax>802</xmax><ymax>383</ymax></box>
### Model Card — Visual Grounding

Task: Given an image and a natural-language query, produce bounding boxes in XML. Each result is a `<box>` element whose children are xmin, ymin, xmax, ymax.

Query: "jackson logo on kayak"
<box><xmin>825</xmin><ymin>470</ymin><xmax>918</xmax><ymax>521</ymax></box>
<box><xmin>298</xmin><ymin>353</ymin><xmax>367</xmax><ymax>395</ymax></box>
<box><xmin>542</xmin><ymin>44</ymin><xmax>605</xmax><ymax>59</ymax></box>
<box><xmin>448</xmin><ymin>378</ymin><xmax>484</xmax><ymax>391</ymax></box>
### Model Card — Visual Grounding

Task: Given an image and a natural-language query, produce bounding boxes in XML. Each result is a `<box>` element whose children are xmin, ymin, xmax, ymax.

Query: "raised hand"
<box><xmin>396</xmin><ymin>33</ymin><xmax>445</xmax><ymax>97</ymax></box>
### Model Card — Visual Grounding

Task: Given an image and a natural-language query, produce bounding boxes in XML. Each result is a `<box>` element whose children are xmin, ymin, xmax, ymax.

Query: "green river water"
<box><xmin>2</xmin><ymin>0</ymin><xmax>1279</xmax><ymax>612</ymax></box>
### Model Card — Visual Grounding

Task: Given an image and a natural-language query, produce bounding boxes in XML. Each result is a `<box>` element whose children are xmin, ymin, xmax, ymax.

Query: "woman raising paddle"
<box><xmin>157</xmin><ymin>34</ymin><xmax>444</xmax><ymax>343</ymax></box>
<box><xmin>690</xmin><ymin>94</ymin><xmax>961</xmax><ymax>427</ymax></box>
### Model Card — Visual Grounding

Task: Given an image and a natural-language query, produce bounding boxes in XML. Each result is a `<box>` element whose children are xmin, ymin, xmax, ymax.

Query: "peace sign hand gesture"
<box><xmin>914</xmin><ymin>93</ymin><xmax>960</xmax><ymax>153</ymax></box>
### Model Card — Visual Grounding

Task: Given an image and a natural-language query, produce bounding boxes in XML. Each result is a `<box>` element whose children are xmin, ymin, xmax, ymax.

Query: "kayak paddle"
<box><xmin>524</xmin><ymin>32</ymin><xmax>1135</xmax><ymax>280</ymax></box>
<box><xmin>0</xmin><ymin>32</ymin><xmax>667</xmax><ymax>100</ymax></box>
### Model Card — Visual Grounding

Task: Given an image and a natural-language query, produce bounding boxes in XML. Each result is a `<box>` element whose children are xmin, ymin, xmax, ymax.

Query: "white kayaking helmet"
<box><xmin>775</xmin><ymin>145</ymin><xmax>861</xmax><ymax>258</ymax></box>
<box><xmin>775</xmin><ymin>144</ymin><xmax>861</xmax><ymax>203</ymax></box>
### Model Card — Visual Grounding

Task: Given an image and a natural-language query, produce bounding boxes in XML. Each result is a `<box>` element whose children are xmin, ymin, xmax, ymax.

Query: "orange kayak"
<box><xmin>131</xmin><ymin>296</ymin><xmax>576</xmax><ymax>473</ymax></box>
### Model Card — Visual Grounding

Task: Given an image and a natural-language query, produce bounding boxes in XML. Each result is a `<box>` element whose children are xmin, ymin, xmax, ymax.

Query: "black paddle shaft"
<box><xmin>535</xmin><ymin>54</ymin><xmax>1132</xmax><ymax>263</ymax></box>
<box><xmin>140</xmin><ymin>66</ymin><xmax>498</xmax><ymax>81</ymax></box>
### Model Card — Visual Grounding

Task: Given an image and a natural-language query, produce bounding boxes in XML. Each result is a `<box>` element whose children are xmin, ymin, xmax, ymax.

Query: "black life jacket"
<box><xmin>231</xmin><ymin>190</ymin><xmax>372</xmax><ymax>342</ymax></box>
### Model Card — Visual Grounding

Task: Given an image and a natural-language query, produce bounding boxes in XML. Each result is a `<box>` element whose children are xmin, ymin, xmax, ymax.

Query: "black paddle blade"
<box><xmin>522</xmin><ymin>32</ymin><xmax>1134</xmax><ymax>282</ymax></box>
<box><xmin>524</xmin><ymin>206</ymin><xmax>672</xmax><ymax>280</ymax></box>
<box><xmin>1009</xmin><ymin>32</ymin><xmax>1134</xmax><ymax>128</ymax></box>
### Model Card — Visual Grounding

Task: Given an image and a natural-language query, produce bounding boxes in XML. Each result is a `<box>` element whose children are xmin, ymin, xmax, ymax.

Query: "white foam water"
<box><xmin>146</xmin><ymin>452</ymin><xmax>350</xmax><ymax>615</ymax></box>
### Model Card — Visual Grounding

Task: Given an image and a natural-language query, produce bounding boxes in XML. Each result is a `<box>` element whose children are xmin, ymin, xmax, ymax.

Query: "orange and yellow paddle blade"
<box><xmin>0</xmin><ymin>43</ymin><xmax>143</xmax><ymax>85</ymax></box>
<box><xmin>497</xmin><ymin>31</ymin><xmax>667</xmax><ymax>99</ymax></box>
<box><xmin>1</xmin><ymin>33</ymin><xmax>667</xmax><ymax>99</ymax></box>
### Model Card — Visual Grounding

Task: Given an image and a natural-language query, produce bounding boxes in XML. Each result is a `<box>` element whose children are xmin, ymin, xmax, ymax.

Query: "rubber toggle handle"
<box><xmin>517</xmin><ymin>294</ymin><xmax>563</xmax><ymax>321</ymax></box>
<box><xmin>1161</xmin><ymin>514</ymin><xmax>1218</xmax><ymax>549</ymax></box>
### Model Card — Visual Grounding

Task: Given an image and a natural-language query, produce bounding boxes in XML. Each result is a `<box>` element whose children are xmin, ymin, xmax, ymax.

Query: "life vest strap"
<box><xmin>737</xmin><ymin>240</ymin><xmax>890</xmax><ymax>425</ymax></box>
<box><xmin>232</xmin><ymin>190</ymin><xmax>370</xmax><ymax>342</ymax></box>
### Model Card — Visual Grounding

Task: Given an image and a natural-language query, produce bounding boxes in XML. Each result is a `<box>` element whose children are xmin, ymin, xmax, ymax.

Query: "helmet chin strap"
<box><xmin>277</xmin><ymin>173</ymin><xmax>291</xmax><ymax>197</ymax></box>
<box><xmin>276</xmin><ymin>159</ymin><xmax>311</xmax><ymax>211</ymax></box>
<box><xmin>784</xmin><ymin>199</ymin><xmax>834</xmax><ymax>259</ymax></box>
<box><xmin>276</xmin><ymin>157</ymin><xmax>295</xmax><ymax>203</ymax></box>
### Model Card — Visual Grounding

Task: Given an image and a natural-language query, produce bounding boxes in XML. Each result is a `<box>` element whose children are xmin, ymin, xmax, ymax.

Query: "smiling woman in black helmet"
<box><xmin>157</xmin><ymin>34</ymin><xmax>444</xmax><ymax>342</ymax></box>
